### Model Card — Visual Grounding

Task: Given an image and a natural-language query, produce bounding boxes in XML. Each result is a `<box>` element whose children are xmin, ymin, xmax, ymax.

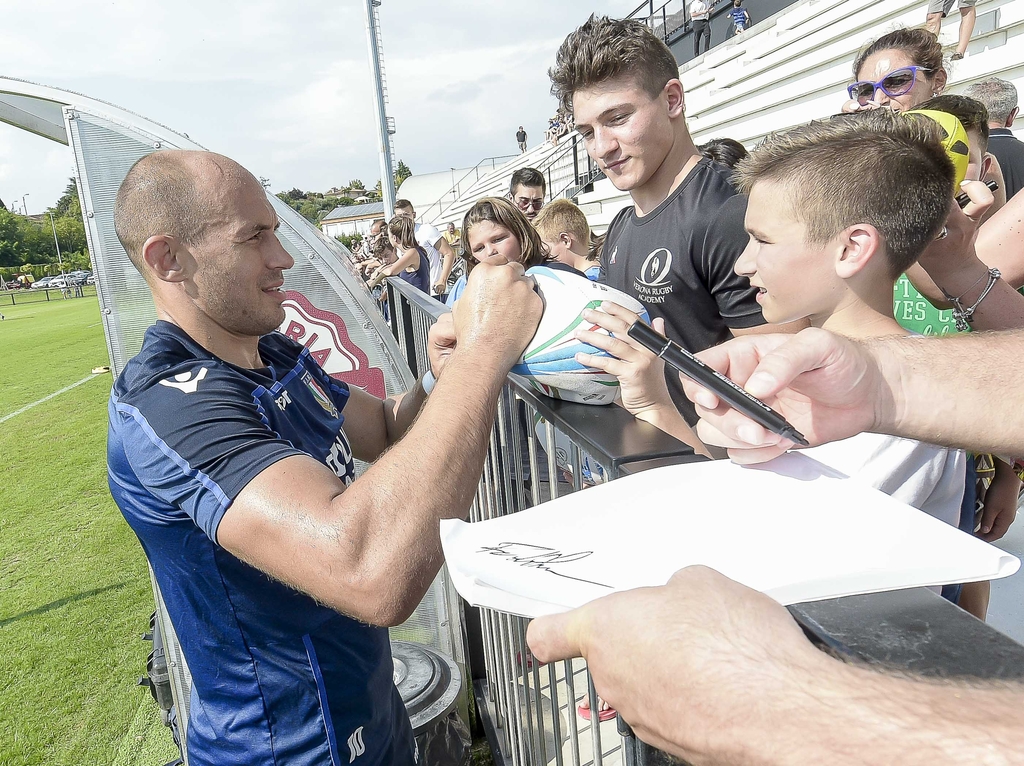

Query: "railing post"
<box><xmin>546</xmin><ymin>165</ymin><xmax>553</xmax><ymax>202</ymax></box>
<box><xmin>572</xmin><ymin>136</ymin><xmax>580</xmax><ymax>189</ymax></box>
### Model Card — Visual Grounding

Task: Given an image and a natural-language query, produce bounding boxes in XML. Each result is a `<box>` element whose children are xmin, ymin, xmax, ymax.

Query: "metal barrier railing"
<box><xmin>386</xmin><ymin>276</ymin><xmax>702</xmax><ymax>766</ymax></box>
<box><xmin>384</xmin><ymin>275</ymin><xmax>1024</xmax><ymax>766</ymax></box>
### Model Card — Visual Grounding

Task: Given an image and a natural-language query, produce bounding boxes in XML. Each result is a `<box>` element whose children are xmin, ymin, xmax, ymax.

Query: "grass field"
<box><xmin>0</xmin><ymin>297</ymin><xmax>179</xmax><ymax>765</ymax></box>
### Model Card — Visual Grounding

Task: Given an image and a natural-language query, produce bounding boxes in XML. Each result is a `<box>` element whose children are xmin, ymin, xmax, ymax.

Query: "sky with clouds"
<box><xmin>0</xmin><ymin>0</ymin><xmax>624</xmax><ymax>214</ymax></box>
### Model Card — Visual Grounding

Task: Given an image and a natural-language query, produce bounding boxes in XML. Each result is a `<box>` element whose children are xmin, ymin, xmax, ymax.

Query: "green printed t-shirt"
<box><xmin>893</xmin><ymin>274</ymin><xmax>959</xmax><ymax>336</ymax></box>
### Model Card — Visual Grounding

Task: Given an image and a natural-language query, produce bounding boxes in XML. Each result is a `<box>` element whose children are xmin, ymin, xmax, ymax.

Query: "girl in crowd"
<box><xmin>371</xmin><ymin>215</ymin><xmax>430</xmax><ymax>294</ymax></box>
<box><xmin>445</xmin><ymin>197</ymin><xmax>552</xmax><ymax>306</ymax></box>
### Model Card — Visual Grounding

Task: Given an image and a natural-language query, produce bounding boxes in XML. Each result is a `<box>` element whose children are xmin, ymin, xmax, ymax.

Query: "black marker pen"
<box><xmin>956</xmin><ymin>179</ymin><xmax>999</xmax><ymax>209</ymax></box>
<box><xmin>627</xmin><ymin>321</ymin><xmax>809</xmax><ymax>447</ymax></box>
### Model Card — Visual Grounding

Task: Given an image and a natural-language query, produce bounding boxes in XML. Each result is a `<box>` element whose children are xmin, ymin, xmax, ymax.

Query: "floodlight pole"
<box><xmin>363</xmin><ymin>0</ymin><xmax>396</xmax><ymax>221</ymax></box>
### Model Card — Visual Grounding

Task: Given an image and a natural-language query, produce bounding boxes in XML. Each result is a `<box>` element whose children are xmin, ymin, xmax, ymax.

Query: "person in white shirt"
<box><xmin>690</xmin><ymin>0</ymin><xmax>712</xmax><ymax>55</ymax></box>
<box><xmin>394</xmin><ymin>199</ymin><xmax>457</xmax><ymax>296</ymax></box>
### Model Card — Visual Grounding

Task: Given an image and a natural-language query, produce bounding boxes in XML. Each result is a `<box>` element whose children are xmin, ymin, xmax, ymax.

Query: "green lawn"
<box><xmin>0</xmin><ymin>297</ymin><xmax>178</xmax><ymax>765</ymax></box>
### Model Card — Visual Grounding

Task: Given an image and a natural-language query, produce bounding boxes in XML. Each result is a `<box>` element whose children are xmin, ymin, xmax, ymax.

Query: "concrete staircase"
<box><xmin>422</xmin><ymin>133</ymin><xmax>603</xmax><ymax>228</ymax></box>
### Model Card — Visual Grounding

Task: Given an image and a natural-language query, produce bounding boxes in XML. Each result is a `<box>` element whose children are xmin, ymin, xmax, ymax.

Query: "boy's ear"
<box><xmin>560</xmin><ymin>232</ymin><xmax>573</xmax><ymax>248</ymax></box>
<box><xmin>833</xmin><ymin>224</ymin><xmax>883</xmax><ymax>279</ymax></box>
<box><xmin>982</xmin><ymin>152</ymin><xmax>994</xmax><ymax>180</ymax></box>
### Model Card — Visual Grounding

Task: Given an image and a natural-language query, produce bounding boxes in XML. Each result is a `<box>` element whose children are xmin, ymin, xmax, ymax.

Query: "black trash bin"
<box><xmin>392</xmin><ymin>641</ymin><xmax>470</xmax><ymax>766</ymax></box>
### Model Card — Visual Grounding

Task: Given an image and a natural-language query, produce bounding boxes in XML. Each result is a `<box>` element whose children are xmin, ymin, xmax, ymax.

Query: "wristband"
<box><xmin>422</xmin><ymin>370</ymin><xmax>436</xmax><ymax>395</ymax></box>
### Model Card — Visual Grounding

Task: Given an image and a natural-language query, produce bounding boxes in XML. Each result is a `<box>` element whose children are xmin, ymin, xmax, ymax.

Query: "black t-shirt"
<box><xmin>989</xmin><ymin>129</ymin><xmax>1024</xmax><ymax>202</ymax></box>
<box><xmin>600</xmin><ymin>158</ymin><xmax>764</xmax><ymax>423</ymax></box>
<box><xmin>516</xmin><ymin>130</ymin><xmax>527</xmax><ymax>142</ymax></box>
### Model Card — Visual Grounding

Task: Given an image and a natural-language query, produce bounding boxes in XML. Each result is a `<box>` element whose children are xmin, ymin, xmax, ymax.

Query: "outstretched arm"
<box><xmin>680</xmin><ymin>327</ymin><xmax>1024</xmax><ymax>463</ymax></box>
<box><xmin>433</xmin><ymin>236</ymin><xmax>457</xmax><ymax>293</ymax></box>
<box><xmin>217</xmin><ymin>263</ymin><xmax>542</xmax><ymax>626</ymax></box>
<box><xmin>528</xmin><ymin>566</ymin><xmax>1024</xmax><ymax>765</ymax></box>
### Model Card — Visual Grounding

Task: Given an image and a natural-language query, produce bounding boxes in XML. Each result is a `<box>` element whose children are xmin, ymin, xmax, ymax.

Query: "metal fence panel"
<box><xmin>384</xmin><ymin>277</ymin><xmax>703</xmax><ymax>766</ymax></box>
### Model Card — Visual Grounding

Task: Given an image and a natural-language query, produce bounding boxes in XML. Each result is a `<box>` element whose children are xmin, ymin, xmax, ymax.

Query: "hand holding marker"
<box><xmin>626</xmin><ymin>321</ymin><xmax>810</xmax><ymax>447</ymax></box>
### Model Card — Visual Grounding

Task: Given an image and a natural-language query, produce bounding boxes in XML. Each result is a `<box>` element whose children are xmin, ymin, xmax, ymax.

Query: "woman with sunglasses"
<box><xmin>843</xmin><ymin>28</ymin><xmax>947</xmax><ymax>114</ymax></box>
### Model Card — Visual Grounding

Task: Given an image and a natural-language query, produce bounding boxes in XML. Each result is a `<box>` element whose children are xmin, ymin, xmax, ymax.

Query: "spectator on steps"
<box><xmin>516</xmin><ymin>125</ymin><xmax>528</xmax><ymax>153</ymax></box>
<box><xmin>690</xmin><ymin>0</ymin><xmax>712</xmax><ymax>56</ymax></box>
<box><xmin>964</xmin><ymin>78</ymin><xmax>1024</xmax><ymax>201</ymax></box>
<box><xmin>925</xmin><ymin>0</ymin><xmax>976</xmax><ymax>61</ymax></box>
<box><xmin>729</xmin><ymin>0</ymin><xmax>751</xmax><ymax>35</ymax></box>
<box><xmin>443</xmin><ymin>221</ymin><xmax>461</xmax><ymax>251</ymax></box>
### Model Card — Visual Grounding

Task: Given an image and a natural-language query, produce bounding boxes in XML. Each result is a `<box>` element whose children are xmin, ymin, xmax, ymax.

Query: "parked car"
<box><xmin>32</xmin><ymin>277</ymin><xmax>54</xmax><ymax>289</ymax></box>
<box><xmin>85</xmin><ymin>275</ymin><xmax>96</xmax><ymax>285</ymax></box>
<box><xmin>49</xmin><ymin>278</ymin><xmax>69</xmax><ymax>290</ymax></box>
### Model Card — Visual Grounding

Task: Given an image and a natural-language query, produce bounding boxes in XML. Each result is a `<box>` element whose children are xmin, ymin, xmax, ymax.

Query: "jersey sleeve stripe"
<box><xmin>114</xmin><ymin>400</ymin><xmax>232</xmax><ymax>535</ymax></box>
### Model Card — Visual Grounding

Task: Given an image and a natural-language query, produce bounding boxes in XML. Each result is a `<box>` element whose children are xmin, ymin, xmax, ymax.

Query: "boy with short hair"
<box><xmin>584</xmin><ymin>110</ymin><xmax>967</xmax><ymax>525</ymax></box>
<box><xmin>533</xmin><ymin>199</ymin><xmax>598</xmax><ymax>280</ymax></box>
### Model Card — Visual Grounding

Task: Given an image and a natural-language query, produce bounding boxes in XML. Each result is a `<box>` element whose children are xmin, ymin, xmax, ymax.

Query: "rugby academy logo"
<box><xmin>346</xmin><ymin>726</ymin><xmax>365</xmax><ymax>763</ymax></box>
<box><xmin>158</xmin><ymin>367</ymin><xmax>209</xmax><ymax>394</ymax></box>
<box><xmin>301</xmin><ymin>372</ymin><xmax>338</xmax><ymax>418</ymax></box>
<box><xmin>633</xmin><ymin>248</ymin><xmax>674</xmax><ymax>304</ymax></box>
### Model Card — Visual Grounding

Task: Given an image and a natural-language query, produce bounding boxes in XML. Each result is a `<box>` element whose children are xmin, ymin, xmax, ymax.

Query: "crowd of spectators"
<box><xmin>545</xmin><ymin>110</ymin><xmax>574</xmax><ymax>145</ymax></box>
<box><xmin>354</xmin><ymin>14</ymin><xmax>1024</xmax><ymax>760</ymax></box>
<box><xmin>105</xmin><ymin>9</ymin><xmax>1024</xmax><ymax>766</ymax></box>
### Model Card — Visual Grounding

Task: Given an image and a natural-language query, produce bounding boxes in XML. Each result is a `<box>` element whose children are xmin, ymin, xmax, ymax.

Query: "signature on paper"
<box><xmin>477</xmin><ymin>542</ymin><xmax>612</xmax><ymax>589</ymax></box>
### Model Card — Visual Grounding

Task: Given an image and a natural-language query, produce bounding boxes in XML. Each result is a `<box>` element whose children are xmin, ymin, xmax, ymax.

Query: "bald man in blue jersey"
<box><xmin>107</xmin><ymin>150</ymin><xmax>541</xmax><ymax>765</ymax></box>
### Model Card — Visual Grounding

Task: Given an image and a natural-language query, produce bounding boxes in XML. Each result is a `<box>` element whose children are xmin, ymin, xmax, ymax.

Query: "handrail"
<box><xmin>416</xmin><ymin>154</ymin><xmax>520</xmax><ymax>225</ymax></box>
<box><xmin>626</xmin><ymin>0</ymin><xmax>733</xmax><ymax>44</ymax></box>
<box><xmin>383</xmin><ymin>276</ymin><xmax>699</xmax><ymax>472</ymax></box>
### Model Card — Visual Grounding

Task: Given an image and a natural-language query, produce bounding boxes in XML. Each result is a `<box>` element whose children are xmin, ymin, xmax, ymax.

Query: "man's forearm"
<box><xmin>332</xmin><ymin>348</ymin><xmax>507</xmax><ymax>623</ymax></box>
<box><xmin>724</xmin><ymin>659</ymin><xmax>1024</xmax><ymax>766</ymax></box>
<box><xmin>437</xmin><ymin>242</ymin><xmax>456</xmax><ymax>285</ymax></box>
<box><xmin>870</xmin><ymin>331</ymin><xmax>1024</xmax><ymax>455</ymax></box>
<box><xmin>383</xmin><ymin>377</ymin><xmax>429</xmax><ymax>445</ymax></box>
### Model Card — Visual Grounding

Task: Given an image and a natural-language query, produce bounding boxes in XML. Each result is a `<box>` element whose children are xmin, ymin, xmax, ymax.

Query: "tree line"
<box><xmin>275</xmin><ymin>160</ymin><xmax>412</xmax><ymax>224</ymax></box>
<box><xmin>0</xmin><ymin>179</ymin><xmax>90</xmax><ymax>274</ymax></box>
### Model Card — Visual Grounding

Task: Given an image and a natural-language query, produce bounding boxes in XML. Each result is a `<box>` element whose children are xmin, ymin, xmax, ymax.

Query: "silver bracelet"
<box><xmin>422</xmin><ymin>370</ymin><xmax>436</xmax><ymax>395</ymax></box>
<box><xmin>942</xmin><ymin>267</ymin><xmax>1000</xmax><ymax>332</ymax></box>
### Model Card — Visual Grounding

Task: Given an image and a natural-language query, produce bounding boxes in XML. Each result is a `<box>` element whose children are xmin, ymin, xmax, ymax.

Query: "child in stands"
<box><xmin>580</xmin><ymin>110</ymin><xmax>968</xmax><ymax>528</ymax></box>
<box><xmin>533</xmin><ymin>199</ymin><xmax>599</xmax><ymax>281</ymax></box>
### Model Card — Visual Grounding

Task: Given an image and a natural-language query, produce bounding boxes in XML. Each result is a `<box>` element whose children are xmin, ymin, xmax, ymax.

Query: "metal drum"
<box><xmin>393</xmin><ymin>641</ymin><xmax>470</xmax><ymax>765</ymax></box>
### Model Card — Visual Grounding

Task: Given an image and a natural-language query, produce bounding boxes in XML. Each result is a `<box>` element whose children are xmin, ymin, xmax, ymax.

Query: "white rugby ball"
<box><xmin>510</xmin><ymin>266</ymin><xmax>650</xmax><ymax>405</ymax></box>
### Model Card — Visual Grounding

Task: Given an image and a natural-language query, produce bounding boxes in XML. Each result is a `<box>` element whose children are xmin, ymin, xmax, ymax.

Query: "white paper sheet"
<box><xmin>440</xmin><ymin>453</ymin><xmax>1020</xmax><ymax>617</ymax></box>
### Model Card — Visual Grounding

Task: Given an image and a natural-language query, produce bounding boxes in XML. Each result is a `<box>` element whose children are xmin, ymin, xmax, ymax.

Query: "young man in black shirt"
<box><xmin>549</xmin><ymin>15</ymin><xmax>803</xmax><ymax>422</ymax></box>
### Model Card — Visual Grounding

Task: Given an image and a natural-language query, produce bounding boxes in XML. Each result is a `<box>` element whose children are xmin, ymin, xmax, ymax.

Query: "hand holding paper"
<box><xmin>441</xmin><ymin>453</ymin><xmax>1018</xmax><ymax>618</ymax></box>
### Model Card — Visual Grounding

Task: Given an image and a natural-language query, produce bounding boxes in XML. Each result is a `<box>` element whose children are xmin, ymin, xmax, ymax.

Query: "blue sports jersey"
<box><xmin>107</xmin><ymin>321</ymin><xmax>415</xmax><ymax>766</ymax></box>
